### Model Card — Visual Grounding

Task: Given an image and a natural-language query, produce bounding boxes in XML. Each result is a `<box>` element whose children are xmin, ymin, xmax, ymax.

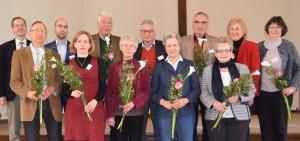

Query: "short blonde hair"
<box><xmin>70</xmin><ymin>31</ymin><xmax>95</xmax><ymax>55</ymax></box>
<box><xmin>227</xmin><ymin>18</ymin><xmax>248</xmax><ymax>38</ymax></box>
<box><xmin>214</xmin><ymin>37</ymin><xmax>233</xmax><ymax>51</ymax></box>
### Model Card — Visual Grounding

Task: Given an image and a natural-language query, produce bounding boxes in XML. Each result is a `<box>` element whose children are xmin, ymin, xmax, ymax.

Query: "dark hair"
<box><xmin>11</xmin><ymin>17</ymin><xmax>27</xmax><ymax>28</ymax></box>
<box><xmin>30</xmin><ymin>21</ymin><xmax>47</xmax><ymax>31</ymax></box>
<box><xmin>264</xmin><ymin>16</ymin><xmax>288</xmax><ymax>36</ymax></box>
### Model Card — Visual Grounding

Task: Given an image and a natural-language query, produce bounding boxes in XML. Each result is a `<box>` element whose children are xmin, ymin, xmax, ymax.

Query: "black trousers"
<box><xmin>256</xmin><ymin>91</ymin><xmax>292</xmax><ymax>141</ymax></box>
<box><xmin>23</xmin><ymin>99</ymin><xmax>62</xmax><ymax>141</ymax></box>
<box><xmin>206</xmin><ymin>118</ymin><xmax>249</xmax><ymax>141</ymax></box>
<box><xmin>110</xmin><ymin>115</ymin><xmax>144</xmax><ymax>141</ymax></box>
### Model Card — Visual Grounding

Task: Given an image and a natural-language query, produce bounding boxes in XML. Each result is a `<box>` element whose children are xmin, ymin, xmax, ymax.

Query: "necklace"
<box><xmin>76</xmin><ymin>57</ymin><xmax>87</xmax><ymax>67</ymax></box>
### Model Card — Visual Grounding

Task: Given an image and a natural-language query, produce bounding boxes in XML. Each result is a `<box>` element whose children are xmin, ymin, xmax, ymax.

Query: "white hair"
<box><xmin>97</xmin><ymin>11</ymin><xmax>113</xmax><ymax>23</ymax></box>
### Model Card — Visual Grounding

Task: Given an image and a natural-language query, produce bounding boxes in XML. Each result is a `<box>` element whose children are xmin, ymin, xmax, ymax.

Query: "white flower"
<box><xmin>105</xmin><ymin>37</ymin><xmax>110</xmax><ymax>46</ymax></box>
<box><xmin>187</xmin><ymin>66</ymin><xmax>196</xmax><ymax>76</ymax></box>
<box><xmin>138</xmin><ymin>60</ymin><xmax>146</xmax><ymax>70</ymax></box>
<box><xmin>50</xmin><ymin>57</ymin><xmax>57</xmax><ymax>62</ymax></box>
<box><xmin>252</xmin><ymin>70</ymin><xmax>260</xmax><ymax>75</ymax></box>
<box><xmin>261</xmin><ymin>61</ymin><xmax>271</xmax><ymax>67</ymax></box>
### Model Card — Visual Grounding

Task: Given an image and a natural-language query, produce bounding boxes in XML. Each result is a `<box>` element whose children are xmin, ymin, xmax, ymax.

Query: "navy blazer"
<box><xmin>151</xmin><ymin>58</ymin><xmax>200</xmax><ymax>118</ymax></box>
<box><xmin>0</xmin><ymin>39</ymin><xmax>31</xmax><ymax>101</ymax></box>
<box><xmin>45</xmin><ymin>40</ymin><xmax>71</xmax><ymax>63</ymax></box>
<box><xmin>134</xmin><ymin>40</ymin><xmax>167</xmax><ymax>62</ymax></box>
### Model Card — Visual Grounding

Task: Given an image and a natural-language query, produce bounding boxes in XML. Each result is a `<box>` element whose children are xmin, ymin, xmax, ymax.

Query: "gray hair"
<box><xmin>140</xmin><ymin>18</ymin><xmax>156</xmax><ymax>31</ymax></box>
<box><xmin>120</xmin><ymin>33</ymin><xmax>139</xmax><ymax>49</ymax></box>
<box><xmin>213</xmin><ymin>36</ymin><xmax>233</xmax><ymax>51</ymax></box>
<box><xmin>162</xmin><ymin>32</ymin><xmax>181</xmax><ymax>46</ymax></box>
<box><xmin>97</xmin><ymin>11</ymin><xmax>113</xmax><ymax>23</ymax></box>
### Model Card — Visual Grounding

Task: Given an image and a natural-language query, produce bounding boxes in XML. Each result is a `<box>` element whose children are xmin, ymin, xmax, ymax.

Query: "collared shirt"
<box><xmin>15</xmin><ymin>38</ymin><xmax>27</xmax><ymax>50</ymax></box>
<box><xmin>30</xmin><ymin>43</ymin><xmax>47</xmax><ymax>90</ymax></box>
<box><xmin>55</xmin><ymin>40</ymin><xmax>68</xmax><ymax>62</ymax></box>
<box><xmin>99</xmin><ymin>34</ymin><xmax>111</xmax><ymax>41</ymax></box>
<box><xmin>165</xmin><ymin>55</ymin><xmax>183</xmax><ymax>71</ymax></box>
<box><xmin>142</xmin><ymin>40</ymin><xmax>155</xmax><ymax>51</ymax></box>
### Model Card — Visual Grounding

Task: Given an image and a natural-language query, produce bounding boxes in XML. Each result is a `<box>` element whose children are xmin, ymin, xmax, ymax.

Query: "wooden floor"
<box><xmin>1</xmin><ymin>111</ymin><xmax>300</xmax><ymax>141</ymax></box>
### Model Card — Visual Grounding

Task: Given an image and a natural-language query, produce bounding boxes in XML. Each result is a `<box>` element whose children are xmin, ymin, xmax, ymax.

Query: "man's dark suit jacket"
<box><xmin>134</xmin><ymin>40</ymin><xmax>167</xmax><ymax>62</ymax></box>
<box><xmin>45</xmin><ymin>40</ymin><xmax>71</xmax><ymax>63</ymax></box>
<box><xmin>0</xmin><ymin>39</ymin><xmax>31</xmax><ymax>101</ymax></box>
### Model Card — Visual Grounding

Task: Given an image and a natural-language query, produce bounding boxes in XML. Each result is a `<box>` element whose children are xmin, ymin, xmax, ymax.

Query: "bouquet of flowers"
<box><xmin>193</xmin><ymin>43</ymin><xmax>209</xmax><ymax>76</ymax></box>
<box><xmin>261</xmin><ymin>61</ymin><xmax>291</xmax><ymax>119</ymax></box>
<box><xmin>102</xmin><ymin>37</ymin><xmax>116</xmax><ymax>76</ymax></box>
<box><xmin>49</xmin><ymin>56</ymin><xmax>93</xmax><ymax>121</ymax></box>
<box><xmin>31</xmin><ymin>55</ymin><xmax>47</xmax><ymax>125</ymax></box>
<box><xmin>117</xmin><ymin>60</ymin><xmax>146</xmax><ymax>131</ymax></box>
<box><xmin>212</xmin><ymin>70</ymin><xmax>260</xmax><ymax>130</ymax></box>
<box><xmin>168</xmin><ymin>66</ymin><xmax>195</xmax><ymax>139</ymax></box>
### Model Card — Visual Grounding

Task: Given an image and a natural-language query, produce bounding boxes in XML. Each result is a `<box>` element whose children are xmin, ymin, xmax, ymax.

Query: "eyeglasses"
<box><xmin>140</xmin><ymin>29</ymin><xmax>155</xmax><ymax>34</ymax></box>
<box><xmin>216</xmin><ymin>49</ymin><xmax>231</xmax><ymax>54</ymax></box>
<box><xmin>269</xmin><ymin>26</ymin><xmax>282</xmax><ymax>30</ymax></box>
<box><xmin>193</xmin><ymin>21</ymin><xmax>208</xmax><ymax>25</ymax></box>
<box><xmin>31</xmin><ymin>29</ymin><xmax>47</xmax><ymax>33</ymax></box>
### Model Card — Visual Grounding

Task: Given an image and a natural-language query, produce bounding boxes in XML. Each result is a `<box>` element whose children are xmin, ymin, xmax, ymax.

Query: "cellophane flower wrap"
<box><xmin>212</xmin><ymin>70</ymin><xmax>260</xmax><ymax>130</ymax></box>
<box><xmin>49</xmin><ymin>56</ymin><xmax>92</xmax><ymax>121</ymax></box>
<box><xmin>261</xmin><ymin>61</ymin><xmax>291</xmax><ymax>119</ymax></box>
<box><xmin>102</xmin><ymin>37</ymin><xmax>116</xmax><ymax>77</ymax></box>
<box><xmin>31</xmin><ymin>54</ymin><xmax>47</xmax><ymax>125</ymax></box>
<box><xmin>168</xmin><ymin>66</ymin><xmax>195</xmax><ymax>139</ymax></box>
<box><xmin>117</xmin><ymin>60</ymin><xmax>146</xmax><ymax>131</ymax></box>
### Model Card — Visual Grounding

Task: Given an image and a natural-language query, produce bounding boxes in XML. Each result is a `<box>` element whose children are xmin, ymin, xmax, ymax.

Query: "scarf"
<box><xmin>212</xmin><ymin>59</ymin><xmax>240</xmax><ymax>102</ymax></box>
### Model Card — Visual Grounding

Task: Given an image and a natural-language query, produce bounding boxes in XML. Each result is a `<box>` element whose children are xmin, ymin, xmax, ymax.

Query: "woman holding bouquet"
<box><xmin>257</xmin><ymin>16</ymin><xmax>300</xmax><ymax>141</ymax></box>
<box><xmin>200</xmin><ymin>37</ymin><xmax>255</xmax><ymax>141</ymax></box>
<box><xmin>105</xmin><ymin>33</ymin><xmax>151</xmax><ymax>141</ymax></box>
<box><xmin>151</xmin><ymin>32</ymin><xmax>200</xmax><ymax>141</ymax></box>
<box><xmin>63</xmin><ymin>31</ymin><xmax>106</xmax><ymax>141</ymax></box>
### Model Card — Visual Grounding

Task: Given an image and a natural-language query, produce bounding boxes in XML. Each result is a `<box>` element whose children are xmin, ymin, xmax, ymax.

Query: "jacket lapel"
<box><xmin>176</xmin><ymin>60</ymin><xmax>188</xmax><ymax>74</ymax></box>
<box><xmin>237</xmin><ymin>39</ymin><xmax>247</xmax><ymax>60</ymax></box>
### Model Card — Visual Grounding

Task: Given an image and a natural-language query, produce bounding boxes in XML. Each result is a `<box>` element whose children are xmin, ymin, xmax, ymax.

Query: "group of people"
<box><xmin>0</xmin><ymin>10</ymin><xmax>299</xmax><ymax>141</ymax></box>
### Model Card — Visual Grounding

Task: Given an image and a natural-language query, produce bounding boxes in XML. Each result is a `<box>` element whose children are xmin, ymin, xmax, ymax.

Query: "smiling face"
<box><xmin>215</xmin><ymin>43</ymin><xmax>233</xmax><ymax>63</ymax></box>
<box><xmin>140</xmin><ymin>23</ymin><xmax>156</xmax><ymax>44</ymax></box>
<box><xmin>228</xmin><ymin>23</ymin><xmax>244</xmax><ymax>41</ymax></box>
<box><xmin>97</xmin><ymin>16</ymin><xmax>112</xmax><ymax>37</ymax></box>
<box><xmin>12</xmin><ymin>18</ymin><xmax>27</xmax><ymax>39</ymax></box>
<box><xmin>268</xmin><ymin>23</ymin><xmax>282</xmax><ymax>40</ymax></box>
<box><xmin>74</xmin><ymin>34</ymin><xmax>91</xmax><ymax>55</ymax></box>
<box><xmin>165</xmin><ymin>38</ymin><xmax>180</xmax><ymax>59</ymax></box>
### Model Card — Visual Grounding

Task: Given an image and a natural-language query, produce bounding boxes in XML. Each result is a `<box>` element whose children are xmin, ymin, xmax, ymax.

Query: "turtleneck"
<box><xmin>264</xmin><ymin>37</ymin><xmax>282</xmax><ymax>50</ymax></box>
<box><xmin>232</xmin><ymin>37</ymin><xmax>244</xmax><ymax>61</ymax></box>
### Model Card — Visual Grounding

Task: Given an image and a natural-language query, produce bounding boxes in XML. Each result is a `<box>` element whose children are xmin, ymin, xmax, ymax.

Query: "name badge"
<box><xmin>86</xmin><ymin>64</ymin><xmax>93</xmax><ymax>70</ymax></box>
<box><xmin>51</xmin><ymin>64</ymin><xmax>57</xmax><ymax>69</ymax></box>
<box><xmin>209</xmin><ymin>49</ymin><xmax>214</xmax><ymax>53</ymax></box>
<box><xmin>69</xmin><ymin>55</ymin><xmax>75</xmax><ymax>59</ymax></box>
<box><xmin>271</xmin><ymin>57</ymin><xmax>279</xmax><ymax>63</ymax></box>
<box><xmin>158</xmin><ymin>55</ymin><xmax>164</xmax><ymax>61</ymax></box>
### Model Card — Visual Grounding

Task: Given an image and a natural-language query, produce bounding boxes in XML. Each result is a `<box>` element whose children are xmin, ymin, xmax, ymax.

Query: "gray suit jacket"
<box><xmin>200</xmin><ymin>63</ymin><xmax>255</xmax><ymax>121</ymax></box>
<box><xmin>180</xmin><ymin>34</ymin><xmax>217</xmax><ymax>65</ymax></box>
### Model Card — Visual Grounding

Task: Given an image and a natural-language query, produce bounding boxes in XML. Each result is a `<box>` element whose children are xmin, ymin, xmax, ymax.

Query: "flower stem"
<box><xmin>40</xmin><ymin>100</ymin><xmax>43</xmax><ymax>125</ymax></box>
<box><xmin>171</xmin><ymin>108</ymin><xmax>177</xmax><ymax>139</ymax></box>
<box><xmin>283</xmin><ymin>95</ymin><xmax>292</xmax><ymax>120</ymax></box>
<box><xmin>117</xmin><ymin>113</ymin><xmax>126</xmax><ymax>131</ymax></box>
<box><xmin>211</xmin><ymin>102</ymin><xmax>230</xmax><ymax>130</ymax></box>
<box><xmin>81</xmin><ymin>94</ymin><xmax>93</xmax><ymax>122</ymax></box>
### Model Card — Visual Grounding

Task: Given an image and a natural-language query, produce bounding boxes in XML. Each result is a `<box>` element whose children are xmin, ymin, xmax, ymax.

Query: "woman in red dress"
<box><xmin>63</xmin><ymin>31</ymin><xmax>106</xmax><ymax>141</ymax></box>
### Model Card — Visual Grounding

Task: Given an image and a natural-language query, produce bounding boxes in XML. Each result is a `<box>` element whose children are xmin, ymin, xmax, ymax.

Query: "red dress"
<box><xmin>64</xmin><ymin>57</ymin><xmax>106</xmax><ymax>141</ymax></box>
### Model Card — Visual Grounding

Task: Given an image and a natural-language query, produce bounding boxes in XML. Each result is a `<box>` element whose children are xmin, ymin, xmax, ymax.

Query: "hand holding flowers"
<box><xmin>168</xmin><ymin>66</ymin><xmax>195</xmax><ymax>139</ymax></box>
<box><xmin>212</xmin><ymin>70</ymin><xmax>260</xmax><ymax>130</ymax></box>
<box><xmin>261</xmin><ymin>61</ymin><xmax>292</xmax><ymax>119</ymax></box>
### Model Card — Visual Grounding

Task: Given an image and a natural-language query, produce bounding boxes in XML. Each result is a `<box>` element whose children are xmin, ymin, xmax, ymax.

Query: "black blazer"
<box><xmin>45</xmin><ymin>40</ymin><xmax>71</xmax><ymax>63</ymax></box>
<box><xmin>133</xmin><ymin>40</ymin><xmax>167</xmax><ymax>62</ymax></box>
<box><xmin>0</xmin><ymin>39</ymin><xmax>31</xmax><ymax>101</ymax></box>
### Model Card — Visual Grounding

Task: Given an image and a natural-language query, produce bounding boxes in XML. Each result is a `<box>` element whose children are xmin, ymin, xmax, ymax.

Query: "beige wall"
<box><xmin>1</xmin><ymin>0</ymin><xmax>300</xmax><ymax>117</ymax></box>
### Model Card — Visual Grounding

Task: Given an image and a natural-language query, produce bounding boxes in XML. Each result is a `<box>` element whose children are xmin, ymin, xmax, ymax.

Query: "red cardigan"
<box><xmin>236</xmin><ymin>39</ymin><xmax>261</xmax><ymax>96</ymax></box>
<box><xmin>105</xmin><ymin>59</ymin><xmax>151</xmax><ymax>119</ymax></box>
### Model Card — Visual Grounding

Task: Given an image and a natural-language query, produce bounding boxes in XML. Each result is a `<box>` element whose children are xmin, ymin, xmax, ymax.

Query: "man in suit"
<box><xmin>10</xmin><ymin>21</ymin><xmax>63</xmax><ymax>141</ymax></box>
<box><xmin>133</xmin><ymin>18</ymin><xmax>167</xmax><ymax>141</ymax></box>
<box><xmin>92</xmin><ymin>11</ymin><xmax>121</xmax><ymax>61</ymax></box>
<box><xmin>45</xmin><ymin>18</ymin><xmax>70</xmax><ymax>111</ymax></box>
<box><xmin>180</xmin><ymin>12</ymin><xmax>217</xmax><ymax>141</ymax></box>
<box><xmin>0</xmin><ymin>17</ymin><xmax>31</xmax><ymax>141</ymax></box>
